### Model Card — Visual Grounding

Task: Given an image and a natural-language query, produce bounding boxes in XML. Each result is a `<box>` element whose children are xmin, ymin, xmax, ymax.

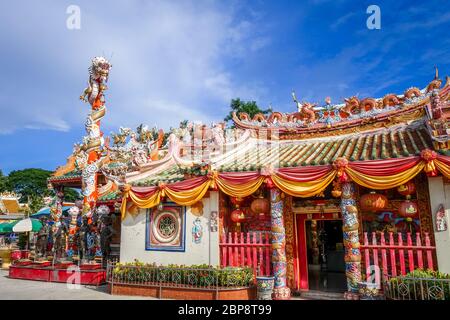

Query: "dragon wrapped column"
<box><xmin>270</xmin><ymin>188</ymin><xmax>291</xmax><ymax>300</ymax></box>
<box><xmin>340</xmin><ymin>182</ymin><xmax>362</xmax><ymax>298</ymax></box>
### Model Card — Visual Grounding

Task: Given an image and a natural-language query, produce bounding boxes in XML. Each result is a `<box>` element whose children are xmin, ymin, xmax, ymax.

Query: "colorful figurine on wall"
<box><xmin>210</xmin><ymin>211</ymin><xmax>218</xmax><ymax>232</ymax></box>
<box><xmin>436</xmin><ymin>204</ymin><xmax>448</xmax><ymax>232</ymax></box>
<box><xmin>192</xmin><ymin>218</ymin><xmax>203</xmax><ymax>244</ymax></box>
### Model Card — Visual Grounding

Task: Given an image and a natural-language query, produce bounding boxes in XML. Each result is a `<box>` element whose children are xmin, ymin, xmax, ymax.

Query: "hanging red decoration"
<box><xmin>230</xmin><ymin>209</ymin><xmax>245</xmax><ymax>226</ymax></box>
<box><xmin>360</xmin><ymin>192</ymin><xmax>388</xmax><ymax>212</ymax></box>
<box><xmin>397</xmin><ymin>181</ymin><xmax>416</xmax><ymax>197</ymax></box>
<box><xmin>230</xmin><ymin>197</ymin><xmax>244</xmax><ymax>207</ymax></box>
<box><xmin>250</xmin><ymin>196</ymin><xmax>270</xmax><ymax>219</ymax></box>
<box><xmin>398</xmin><ymin>200</ymin><xmax>418</xmax><ymax>219</ymax></box>
<box><xmin>333</xmin><ymin>157</ymin><xmax>349</xmax><ymax>183</ymax></box>
<box><xmin>264</xmin><ymin>177</ymin><xmax>275</xmax><ymax>189</ymax></box>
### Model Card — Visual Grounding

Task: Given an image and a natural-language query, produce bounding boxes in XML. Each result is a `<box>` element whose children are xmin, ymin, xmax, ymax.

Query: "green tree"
<box><xmin>5</xmin><ymin>168</ymin><xmax>81</xmax><ymax>210</ymax></box>
<box><xmin>64</xmin><ymin>188</ymin><xmax>82</xmax><ymax>202</ymax></box>
<box><xmin>0</xmin><ymin>169</ymin><xmax>7</xmax><ymax>193</ymax></box>
<box><xmin>224</xmin><ymin>98</ymin><xmax>271</xmax><ymax>126</ymax></box>
<box><xmin>6</xmin><ymin>168</ymin><xmax>53</xmax><ymax>202</ymax></box>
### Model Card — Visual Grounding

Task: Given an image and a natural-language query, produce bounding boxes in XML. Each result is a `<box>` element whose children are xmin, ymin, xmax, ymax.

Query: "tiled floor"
<box><xmin>308</xmin><ymin>268</ymin><xmax>347</xmax><ymax>293</ymax></box>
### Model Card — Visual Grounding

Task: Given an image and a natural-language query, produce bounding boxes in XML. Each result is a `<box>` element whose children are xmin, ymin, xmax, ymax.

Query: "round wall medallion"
<box><xmin>152</xmin><ymin>210</ymin><xmax>180</xmax><ymax>243</ymax></box>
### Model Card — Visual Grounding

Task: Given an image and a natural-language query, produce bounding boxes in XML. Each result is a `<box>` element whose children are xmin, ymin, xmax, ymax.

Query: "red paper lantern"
<box><xmin>397</xmin><ymin>181</ymin><xmax>416</xmax><ymax>197</ymax></box>
<box><xmin>360</xmin><ymin>192</ymin><xmax>388</xmax><ymax>212</ymax></box>
<box><xmin>230</xmin><ymin>209</ymin><xmax>245</xmax><ymax>226</ymax></box>
<box><xmin>250</xmin><ymin>197</ymin><xmax>270</xmax><ymax>219</ymax></box>
<box><xmin>398</xmin><ymin>200</ymin><xmax>418</xmax><ymax>218</ymax></box>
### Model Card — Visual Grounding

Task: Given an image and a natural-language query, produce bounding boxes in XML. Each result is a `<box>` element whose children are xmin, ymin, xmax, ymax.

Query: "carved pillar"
<box><xmin>283</xmin><ymin>195</ymin><xmax>296</xmax><ymax>289</ymax></box>
<box><xmin>270</xmin><ymin>188</ymin><xmax>291</xmax><ymax>300</ymax></box>
<box><xmin>340</xmin><ymin>182</ymin><xmax>362</xmax><ymax>298</ymax></box>
<box><xmin>311</xmin><ymin>220</ymin><xmax>320</xmax><ymax>265</ymax></box>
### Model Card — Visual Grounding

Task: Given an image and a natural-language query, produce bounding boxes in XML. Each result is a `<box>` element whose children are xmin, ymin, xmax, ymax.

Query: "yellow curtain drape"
<box><xmin>121</xmin><ymin>190</ymin><xmax>161</xmax><ymax>219</ymax></box>
<box><xmin>121</xmin><ymin>156</ymin><xmax>450</xmax><ymax>219</ymax></box>
<box><xmin>346</xmin><ymin>162</ymin><xmax>425</xmax><ymax>190</ymax></box>
<box><xmin>271</xmin><ymin>170</ymin><xmax>337</xmax><ymax>198</ymax></box>
<box><xmin>215</xmin><ymin>176</ymin><xmax>265</xmax><ymax>198</ymax></box>
<box><xmin>164</xmin><ymin>180</ymin><xmax>212</xmax><ymax>206</ymax></box>
<box><xmin>435</xmin><ymin>159</ymin><xmax>450</xmax><ymax>179</ymax></box>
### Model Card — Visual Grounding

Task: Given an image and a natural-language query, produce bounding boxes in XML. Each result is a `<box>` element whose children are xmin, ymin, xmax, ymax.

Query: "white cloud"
<box><xmin>0</xmin><ymin>0</ymin><xmax>268</xmax><ymax>135</ymax></box>
<box><xmin>330</xmin><ymin>11</ymin><xmax>356</xmax><ymax>30</ymax></box>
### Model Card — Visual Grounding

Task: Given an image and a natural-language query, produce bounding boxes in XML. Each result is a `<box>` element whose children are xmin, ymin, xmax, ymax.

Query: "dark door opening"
<box><xmin>305</xmin><ymin>220</ymin><xmax>347</xmax><ymax>293</ymax></box>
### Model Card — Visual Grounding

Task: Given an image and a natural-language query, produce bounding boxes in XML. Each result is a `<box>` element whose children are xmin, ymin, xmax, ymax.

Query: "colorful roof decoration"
<box><xmin>232</xmin><ymin>74</ymin><xmax>448</xmax><ymax>138</ymax></box>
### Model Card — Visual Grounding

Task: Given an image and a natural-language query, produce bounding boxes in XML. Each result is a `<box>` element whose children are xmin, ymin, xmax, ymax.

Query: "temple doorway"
<box><xmin>305</xmin><ymin>219</ymin><xmax>347</xmax><ymax>293</ymax></box>
<box><xmin>295</xmin><ymin>209</ymin><xmax>347</xmax><ymax>292</ymax></box>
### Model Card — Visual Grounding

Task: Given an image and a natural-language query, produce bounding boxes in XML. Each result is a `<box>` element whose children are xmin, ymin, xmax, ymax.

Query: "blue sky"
<box><xmin>1</xmin><ymin>0</ymin><xmax>449</xmax><ymax>173</ymax></box>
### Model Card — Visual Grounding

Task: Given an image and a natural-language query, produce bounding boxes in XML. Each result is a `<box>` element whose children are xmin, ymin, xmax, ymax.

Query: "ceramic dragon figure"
<box><xmin>291</xmin><ymin>91</ymin><xmax>316</xmax><ymax>123</ymax></box>
<box><xmin>80</xmin><ymin>56</ymin><xmax>111</xmax><ymax>106</ymax></box>
<box><xmin>79</xmin><ymin>57</ymin><xmax>112</xmax><ymax>217</ymax></box>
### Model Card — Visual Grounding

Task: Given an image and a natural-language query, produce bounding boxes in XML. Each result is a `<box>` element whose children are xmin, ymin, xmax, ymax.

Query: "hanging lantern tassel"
<box><xmin>209</xmin><ymin>179</ymin><xmax>217</xmax><ymax>191</ymax></box>
<box><xmin>424</xmin><ymin>161</ymin><xmax>438</xmax><ymax>177</ymax></box>
<box><xmin>208</xmin><ymin>170</ymin><xmax>218</xmax><ymax>191</ymax></box>
<box><xmin>331</xmin><ymin>180</ymin><xmax>342</xmax><ymax>198</ymax></box>
<box><xmin>421</xmin><ymin>149</ymin><xmax>438</xmax><ymax>177</ymax></box>
<box><xmin>264</xmin><ymin>176</ymin><xmax>275</xmax><ymax>189</ymax></box>
<box><xmin>333</xmin><ymin>157</ymin><xmax>349</xmax><ymax>183</ymax></box>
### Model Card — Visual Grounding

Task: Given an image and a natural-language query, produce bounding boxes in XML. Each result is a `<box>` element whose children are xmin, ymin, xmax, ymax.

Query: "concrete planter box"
<box><xmin>109</xmin><ymin>283</ymin><xmax>256</xmax><ymax>300</ymax></box>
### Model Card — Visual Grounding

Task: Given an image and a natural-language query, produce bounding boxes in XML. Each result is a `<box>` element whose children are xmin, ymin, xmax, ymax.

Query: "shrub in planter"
<box><xmin>389</xmin><ymin>269</ymin><xmax>450</xmax><ymax>300</ymax></box>
<box><xmin>111</xmin><ymin>260</ymin><xmax>254</xmax><ymax>288</ymax></box>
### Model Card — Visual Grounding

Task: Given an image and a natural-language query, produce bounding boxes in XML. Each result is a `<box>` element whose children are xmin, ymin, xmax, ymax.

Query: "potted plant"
<box><xmin>256</xmin><ymin>276</ymin><xmax>275</xmax><ymax>300</ymax></box>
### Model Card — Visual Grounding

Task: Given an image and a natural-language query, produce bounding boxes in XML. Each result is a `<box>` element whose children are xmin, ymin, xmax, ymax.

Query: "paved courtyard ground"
<box><xmin>0</xmin><ymin>270</ymin><xmax>156</xmax><ymax>300</ymax></box>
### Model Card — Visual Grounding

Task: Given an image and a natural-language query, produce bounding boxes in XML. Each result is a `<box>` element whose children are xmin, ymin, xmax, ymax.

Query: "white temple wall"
<box><xmin>428</xmin><ymin>176</ymin><xmax>450</xmax><ymax>274</ymax></box>
<box><xmin>120</xmin><ymin>191</ymin><xmax>220</xmax><ymax>266</ymax></box>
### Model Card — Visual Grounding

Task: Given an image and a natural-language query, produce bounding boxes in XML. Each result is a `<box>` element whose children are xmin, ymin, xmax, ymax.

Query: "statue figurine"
<box><xmin>90</xmin><ymin>211</ymin><xmax>102</xmax><ymax>258</ymax></box>
<box><xmin>35</xmin><ymin>217</ymin><xmax>49</xmax><ymax>259</ymax></box>
<box><xmin>52</xmin><ymin>222</ymin><xmax>68</xmax><ymax>262</ymax></box>
<box><xmin>100</xmin><ymin>215</ymin><xmax>114</xmax><ymax>266</ymax></box>
<box><xmin>78</xmin><ymin>216</ymin><xmax>90</xmax><ymax>262</ymax></box>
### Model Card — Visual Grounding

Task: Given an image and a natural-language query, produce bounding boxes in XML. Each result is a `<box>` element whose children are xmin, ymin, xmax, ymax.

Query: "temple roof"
<box><xmin>127</xmin><ymin>74</ymin><xmax>450</xmax><ymax>187</ymax></box>
<box><xmin>216</xmin><ymin>124</ymin><xmax>432</xmax><ymax>172</ymax></box>
<box><xmin>50</xmin><ymin>72</ymin><xmax>450</xmax><ymax>191</ymax></box>
<box><xmin>232</xmin><ymin>76</ymin><xmax>449</xmax><ymax>139</ymax></box>
<box><xmin>131</xmin><ymin>120</ymin><xmax>432</xmax><ymax>187</ymax></box>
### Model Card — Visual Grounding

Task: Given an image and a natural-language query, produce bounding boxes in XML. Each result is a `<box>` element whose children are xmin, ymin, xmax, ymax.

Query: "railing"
<box><xmin>220</xmin><ymin>231</ymin><xmax>272</xmax><ymax>277</ymax></box>
<box><xmin>361</xmin><ymin>232</ymin><xmax>436</xmax><ymax>281</ymax></box>
<box><xmin>106</xmin><ymin>262</ymin><xmax>254</xmax><ymax>292</ymax></box>
<box><xmin>383</xmin><ymin>274</ymin><xmax>450</xmax><ymax>300</ymax></box>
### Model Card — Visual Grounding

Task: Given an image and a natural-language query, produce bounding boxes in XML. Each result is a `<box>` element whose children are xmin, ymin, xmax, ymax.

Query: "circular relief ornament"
<box><xmin>152</xmin><ymin>210</ymin><xmax>180</xmax><ymax>243</ymax></box>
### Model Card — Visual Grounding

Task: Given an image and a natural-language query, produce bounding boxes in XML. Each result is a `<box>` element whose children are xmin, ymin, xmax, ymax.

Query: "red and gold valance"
<box><xmin>121</xmin><ymin>152</ymin><xmax>450</xmax><ymax>219</ymax></box>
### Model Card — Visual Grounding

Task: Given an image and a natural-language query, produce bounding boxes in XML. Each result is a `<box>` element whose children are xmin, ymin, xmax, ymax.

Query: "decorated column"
<box><xmin>340</xmin><ymin>181</ymin><xmax>362</xmax><ymax>298</ymax></box>
<box><xmin>270</xmin><ymin>187</ymin><xmax>291</xmax><ymax>300</ymax></box>
<box><xmin>79</xmin><ymin>56</ymin><xmax>112</xmax><ymax>217</ymax></box>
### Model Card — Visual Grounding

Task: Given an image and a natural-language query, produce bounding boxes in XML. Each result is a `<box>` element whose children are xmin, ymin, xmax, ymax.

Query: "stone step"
<box><xmin>298</xmin><ymin>290</ymin><xmax>345</xmax><ymax>300</ymax></box>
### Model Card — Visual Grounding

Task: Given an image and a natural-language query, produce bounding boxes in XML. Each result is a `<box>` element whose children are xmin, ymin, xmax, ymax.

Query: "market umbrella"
<box><xmin>30</xmin><ymin>206</ymin><xmax>73</xmax><ymax>219</ymax></box>
<box><xmin>12</xmin><ymin>218</ymin><xmax>43</xmax><ymax>233</ymax></box>
<box><xmin>0</xmin><ymin>221</ymin><xmax>16</xmax><ymax>233</ymax></box>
